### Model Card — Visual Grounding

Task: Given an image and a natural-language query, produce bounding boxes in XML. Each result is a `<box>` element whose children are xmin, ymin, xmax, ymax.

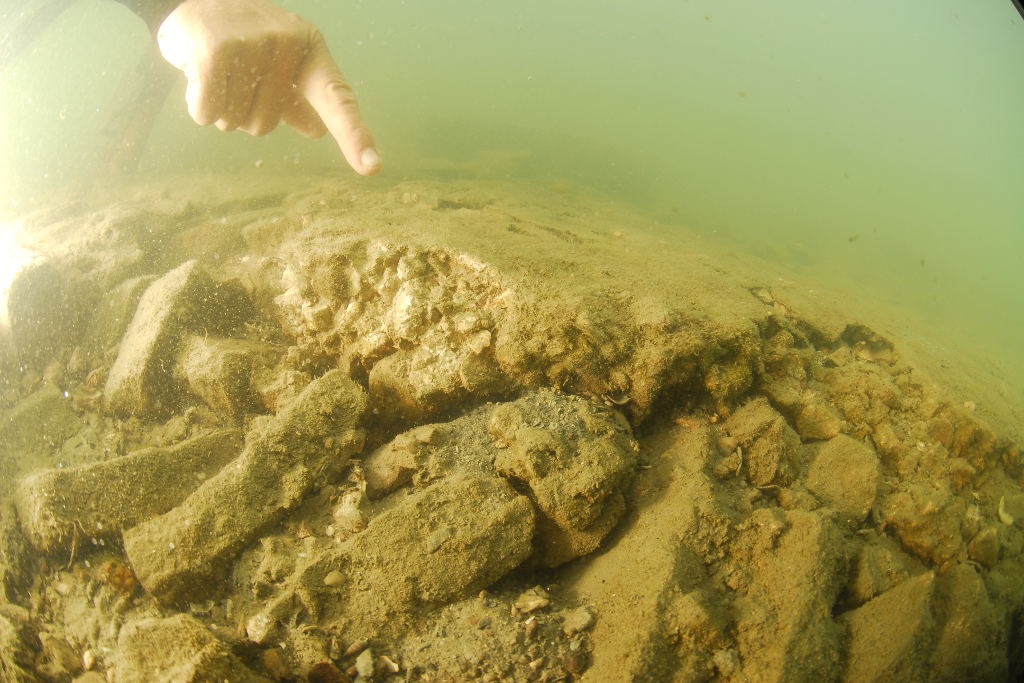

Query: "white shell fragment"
<box><xmin>998</xmin><ymin>496</ymin><xmax>1014</xmax><ymax>526</ymax></box>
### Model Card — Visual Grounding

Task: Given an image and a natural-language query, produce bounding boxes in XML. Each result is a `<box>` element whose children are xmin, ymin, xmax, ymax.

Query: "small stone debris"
<box><xmin>355</xmin><ymin>648</ymin><xmax>374</xmax><ymax>678</ymax></box>
<box><xmin>561</xmin><ymin>606</ymin><xmax>595</xmax><ymax>635</ymax></box>
<box><xmin>514</xmin><ymin>586</ymin><xmax>551</xmax><ymax>614</ymax></box>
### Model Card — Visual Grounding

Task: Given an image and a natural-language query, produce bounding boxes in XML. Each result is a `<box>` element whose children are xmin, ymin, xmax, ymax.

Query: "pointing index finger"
<box><xmin>297</xmin><ymin>32</ymin><xmax>381</xmax><ymax>176</ymax></box>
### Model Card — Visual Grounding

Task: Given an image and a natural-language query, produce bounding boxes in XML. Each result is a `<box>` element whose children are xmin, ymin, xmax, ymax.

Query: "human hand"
<box><xmin>157</xmin><ymin>0</ymin><xmax>381</xmax><ymax>175</ymax></box>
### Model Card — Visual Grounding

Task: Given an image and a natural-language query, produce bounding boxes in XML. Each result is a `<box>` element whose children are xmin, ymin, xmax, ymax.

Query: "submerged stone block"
<box><xmin>363</xmin><ymin>389</ymin><xmax>638</xmax><ymax>568</ymax></box>
<box><xmin>722</xmin><ymin>397</ymin><xmax>802</xmax><ymax>487</ymax></box>
<box><xmin>805</xmin><ymin>434</ymin><xmax>881</xmax><ymax>524</ymax></box>
<box><xmin>840</xmin><ymin>572</ymin><xmax>936</xmax><ymax>682</ymax></box>
<box><xmin>123</xmin><ymin>370</ymin><xmax>366</xmax><ymax>604</ymax></box>
<box><xmin>293</xmin><ymin>474</ymin><xmax>535</xmax><ymax>634</ymax></box>
<box><xmin>175</xmin><ymin>335</ymin><xmax>283</xmax><ymax>420</ymax></box>
<box><xmin>114</xmin><ymin>614</ymin><xmax>265</xmax><ymax>683</ymax></box>
<box><xmin>103</xmin><ymin>260</ymin><xmax>253</xmax><ymax>417</ymax></box>
<box><xmin>0</xmin><ymin>386</ymin><xmax>81</xmax><ymax>495</ymax></box>
<box><xmin>7</xmin><ymin>261</ymin><xmax>92</xmax><ymax>367</ymax></box>
<box><xmin>15</xmin><ymin>430</ymin><xmax>242</xmax><ymax>553</ymax></box>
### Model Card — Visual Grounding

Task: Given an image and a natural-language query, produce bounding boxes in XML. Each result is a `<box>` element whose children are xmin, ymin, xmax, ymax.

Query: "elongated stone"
<box><xmin>123</xmin><ymin>370</ymin><xmax>366</xmax><ymax>604</ymax></box>
<box><xmin>15</xmin><ymin>430</ymin><xmax>242</xmax><ymax>553</ymax></box>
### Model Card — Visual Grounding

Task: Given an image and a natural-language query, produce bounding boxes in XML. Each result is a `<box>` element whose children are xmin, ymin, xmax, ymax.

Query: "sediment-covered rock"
<box><xmin>363</xmin><ymin>389</ymin><xmax>638</xmax><ymax>567</ymax></box>
<box><xmin>114</xmin><ymin>614</ymin><xmax>267</xmax><ymax>683</ymax></box>
<box><xmin>0</xmin><ymin>506</ymin><xmax>32</xmax><ymax>605</ymax></box>
<box><xmin>839</xmin><ymin>572</ymin><xmax>936</xmax><ymax>682</ymax></box>
<box><xmin>285</xmin><ymin>474</ymin><xmax>536</xmax><ymax>638</ymax></box>
<box><xmin>730</xmin><ymin>509</ymin><xmax>851</xmax><ymax>682</ymax></box>
<box><xmin>75</xmin><ymin>275</ymin><xmax>154</xmax><ymax>369</ymax></box>
<box><xmin>103</xmin><ymin>260</ymin><xmax>253</xmax><ymax>417</ymax></box>
<box><xmin>174</xmin><ymin>335</ymin><xmax>283</xmax><ymax>420</ymax></box>
<box><xmin>804</xmin><ymin>434</ymin><xmax>881</xmax><ymax>524</ymax></box>
<box><xmin>3</xmin><ymin>176</ymin><xmax>1022</xmax><ymax>682</ymax></box>
<box><xmin>489</xmin><ymin>392</ymin><xmax>637</xmax><ymax>566</ymax></box>
<box><xmin>0</xmin><ymin>386</ymin><xmax>81</xmax><ymax>495</ymax></box>
<box><xmin>6</xmin><ymin>261</ymin><xmax>92</xmax><ymax>367</ymax></box>
<box><xmin>123</xmin><ymin>370</ymin><xmax>366</xmax><ymax>604</ymax></box>
<box><xmin>930</xmin><ymin>563</ymin><xmax>1007</xmax><ymax>681</ymax></box>
<box><xmin>722</xmin><ymin>397</ymin><xmax>803</xmax><ymax>487</ymax></box>
<box><xmin>15</xmin><ymin>430</ymin><xmax>242</xmax><ymax>553</ymax></box>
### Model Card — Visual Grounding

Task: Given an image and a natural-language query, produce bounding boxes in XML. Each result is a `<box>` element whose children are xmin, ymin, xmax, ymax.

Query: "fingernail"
<box><xmin>360</xmin><ymin>147</ymin><xmax>381</xmax><ymax>171</ymax></box>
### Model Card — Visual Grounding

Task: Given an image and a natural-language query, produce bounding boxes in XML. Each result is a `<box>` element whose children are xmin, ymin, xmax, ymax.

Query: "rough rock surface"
<box><xmin>0</xmin><ymin>176</ymin><xmax>1020</xmax><ymax>682</ymax></box>
<box><xmin>840</xmin><ymin>572</ymin><xmax>937</xmax><ymax>682</ymax></box>
<box><xmin>6</xmin><ymin>261</ymin><xmax>91</xmax><ymax>367</ymax></box>
<box><xmin>363</xmin><ymin>389</ymin><xmax>638</xmax><ymax>567</ymax></box>
<box><xmin>103</xmin><ymin>260</ymin><xmax>252</xmax><ymax>417</ymax></box>
<box><xmin>805</xmin><ymin>433</ymin><xmax>881</xmax><ymax>523</ymax></box>
<box><xmin>174</xmin><ymin>335</ymin><xmax>283</xmax><ymax>420</ymax></box>
<box><xmin>15</xmin><ymin>429</ymin><xmax>242</xmax><ymax>553</ymax></box>
<box><xmin>292</xmin><ymin>474</ymin><xmax>536</xmax><ymax>636</ymax></box>
<box><xmin>0</xmin><ymin>386</ymin><xmax>81</xmax><ymax>496</ymax></box>
<box><xmin>114</xmin><ymin>614</ymin><xmax>267</xmax><ymax>682</ymax></box>
<box><xmin>124</xmin><ymin>370</ymin><xmax>366</xmax><ymax>604</ymax></box>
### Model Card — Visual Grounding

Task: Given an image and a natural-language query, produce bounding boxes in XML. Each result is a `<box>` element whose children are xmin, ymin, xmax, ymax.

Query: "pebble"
<box><xmin>514</xmin><ymin>586</ymin><xmax>551</xmax><ymax>613</ymax></box>
<box><xmin>323</xmin><ymin>570</ymin><xmax>344</xmax><ymax>587</ymax></box>
<box><xmin>563</xmin><ymin>649</ymin><xmax>589</xmax><ymax>675</ymax></box>
<box><xmin>307</xmin><ymin>661</ymin><xmax>347</xmax><ymax>683</ymax></box>
<box><xmin>561</xmin><ymin>606</ymin><xmax>595</xmax><ymax>635</ymax></box>
<box><xmin>355</xmin><ymin>648</ymin><xmax>374</xmax><ymax>678</ymax></box>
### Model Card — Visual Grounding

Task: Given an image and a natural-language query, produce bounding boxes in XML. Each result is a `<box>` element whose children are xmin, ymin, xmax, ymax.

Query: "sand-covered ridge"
<box><xmin>0</xmin><ymin>173</ymin><xmax>1021</xmax><ymax>682</ymax></box>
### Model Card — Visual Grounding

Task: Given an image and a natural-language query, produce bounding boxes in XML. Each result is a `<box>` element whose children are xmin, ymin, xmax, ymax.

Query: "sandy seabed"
<box><xmin>0</xmin><ymin>173</ymin><xmax>1021</xmax><ymax>682</ymax></box>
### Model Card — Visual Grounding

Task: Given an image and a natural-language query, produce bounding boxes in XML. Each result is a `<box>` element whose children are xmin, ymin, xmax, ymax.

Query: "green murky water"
<box><xmin>2</xmin><ymin>0</ymin><xmax>1023</xmax><ymax>394</ymax></box>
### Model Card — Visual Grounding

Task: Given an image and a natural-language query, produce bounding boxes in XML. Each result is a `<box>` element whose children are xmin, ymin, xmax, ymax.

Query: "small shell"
<box><xmin>998</xmin><ymin>496</ymin><xmax>1014</xmax><ymax>526</ymax></box>
<box><xmin>716</xmin><ymin>436</ymin><xmax>739</xmax><ymax>455</ymax></box>
<box><xmin>379</xmin><ymin>655</ymin><xmax>401</xmax><ymax>674</ymax></box>
<box><xmin>343</xmin><ymin>638</ymin><xmax>369</xmax><ymax>657</ymax></box>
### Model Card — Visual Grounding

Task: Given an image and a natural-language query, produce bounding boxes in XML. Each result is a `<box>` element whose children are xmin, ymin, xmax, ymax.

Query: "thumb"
<box><xmin>297</xmin><ymin>33</ymin><xmax>381</xmax><ymax>176</ymax></box>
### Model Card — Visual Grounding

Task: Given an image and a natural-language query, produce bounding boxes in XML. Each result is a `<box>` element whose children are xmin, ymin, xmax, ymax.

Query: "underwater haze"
<box><xmin>2</xmin><ymin>0</ymin><xmax>1023</xmax><ymax>395</ymax></box>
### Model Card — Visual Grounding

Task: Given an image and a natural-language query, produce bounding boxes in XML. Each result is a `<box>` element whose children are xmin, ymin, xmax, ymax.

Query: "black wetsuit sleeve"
<box><xmin>110</xmin><ymin>0</ymin><xmax>184</xmax><ymax>33</ymax></box>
